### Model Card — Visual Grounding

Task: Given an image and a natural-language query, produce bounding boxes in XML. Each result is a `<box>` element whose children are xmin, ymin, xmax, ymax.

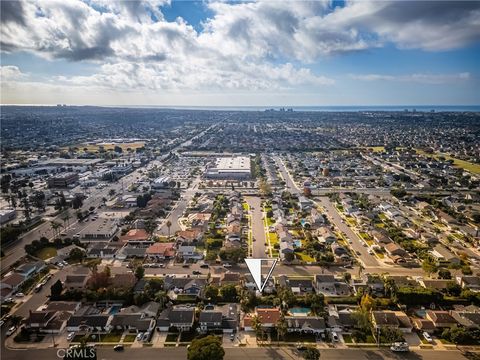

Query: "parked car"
<box><xmin>6</xmin><ymin>326</ymin><xmax>17</xmax><ymax>336</ymax></box>
<box><xmin>67</xmin><ymin>332</ymin><xmax>75</xmax><ymax>341</ymax></box>
<box><xmin>230</xmin><ymin>333</ymin><xmax>235</xmax><ymax>341</ymax></box>
<box><xmin>423</xmin><ymin>332</ymin><xmax>433</xmax><ymax>343</ymax></box>
<box><xmin>15</xmin><ymin>292</ymin><xmax>25</xmax><ymax>298</ymax></box>
<box><xmin>295</xmin><ymin>342</ymin><xmax>306</xmax><ymax>350</ymax></box>
<box><xmin>136</xmin><ymin>332</ymin><xmax>144</xmax><ymax>341</ymax></box>
<box><xmin>192</xmin><ymin>270</ymin><xmax>201</xmax><ymax>275</ymax></box>
<box><xmin>200</xmin><ymin>264</ymin><xmax>209</xmax><ymax>269</ymax></box>
<box><xmin>390</xmin><ymin>342</ymin><xmax>409</xmax><ymax>352</ymax></box>
<box><xmin>331</xmin><ymin>331</ymin><xmax>339</xmax><ymax>342</ymax></box>
<box><xmin>182</xmin><ymin>264</ymin><xmax>190</xmax><ymax>268</ymax></box>
<box><xmin>113</xmin><ymin>345</ymin><xmax>124</xmax><ymax>351</ymax></box>
<box><xmin>223</xmin><ymin>264</ymin><xmax>232</xmax><ymax>268</ymax></box>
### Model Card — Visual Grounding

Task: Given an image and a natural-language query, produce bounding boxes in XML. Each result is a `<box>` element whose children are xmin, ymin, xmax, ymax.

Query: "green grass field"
<box><xmin>35</xmin><ymin>247</ymin><xmax>57</xmax><ymax>260</ymax></box>
<box><xmin>416</xmin><ymin>149</ymin><xmax>480</xmax><ymax>175</ymax></box>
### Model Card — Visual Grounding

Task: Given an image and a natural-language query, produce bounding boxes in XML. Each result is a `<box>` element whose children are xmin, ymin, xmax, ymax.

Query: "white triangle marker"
<box><xmin>245</xmin><ymin>258</ymin><xmax>278</xmax><ymax>292</ymax></box>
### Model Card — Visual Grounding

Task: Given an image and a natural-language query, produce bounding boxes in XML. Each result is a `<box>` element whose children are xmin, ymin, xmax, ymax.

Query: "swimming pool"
<box><xmin>108</xmin><ymin>305</ymin><xmax>122</xmax><ymax>315</ymax></box>
<box><xmin>289</xmin><ymin>307</ymin><xmax>311</xmax><ymax>316</ymax></box>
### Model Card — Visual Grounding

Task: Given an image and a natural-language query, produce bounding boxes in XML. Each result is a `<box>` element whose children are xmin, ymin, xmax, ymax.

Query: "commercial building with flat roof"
<box><xmin>205</xmin><ymin>156</ymin><xmax>251</xmax><ymax>180</ymax></box>
<box><xmin>48</xmin><ymin>172</ymin><xmax>79</xmax><ymax>188</ymax></box>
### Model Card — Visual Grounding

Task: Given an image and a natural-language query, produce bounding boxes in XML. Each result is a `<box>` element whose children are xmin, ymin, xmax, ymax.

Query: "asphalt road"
<box><xmin>317</xmin><ymin>197</ymin><xmax>380</xmax><ymax>267</ymax></box>
<box><xmin>0</xmin><ymin>346</ymin><xmax>472</xmax><ymax>360</ymax></box>
<box><xmin>157</xmin><ymin>177</ymin><xmax>200</xmax><ymax>237</ymax></box>
<box><xmin>274</xmin><ymin>156</ymin><xmax>301</xmax><ymax>195</ymax></box>
<box><xmin>245</xmin><ymin>196</ymin><xmax>267</xmax><ymax>259</ymax></box>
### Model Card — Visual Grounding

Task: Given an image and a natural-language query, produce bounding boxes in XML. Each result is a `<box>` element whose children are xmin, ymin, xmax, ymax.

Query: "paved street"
<box><xmin>317</xmin><ymin>196</ymin><xmax>380</xmax><ymax>267</ymax></box>
<box><xmin>0</xmin><ymin>345</ymin><xmax>472</xmax><ymax>360</ymax></box>
<box><xmin>157</xmin><ymin>177</ymin><xmax>201</xmax><ymax>237</ymax></box>
<box><xmin>274</xmin><ymin>156</ymin><xmax>301</xmax><ymax>195</ymax></box>
<box><xmin>245</xmin><ymin>196</ymin><xmax>267</xmax><ymax>259</ymax></box>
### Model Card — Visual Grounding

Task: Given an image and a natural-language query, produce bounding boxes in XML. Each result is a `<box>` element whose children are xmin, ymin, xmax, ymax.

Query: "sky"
<box><xmin>1</xmin><ymin>0</ymin><xmax>480</xmax><ymax>107</ymax></box>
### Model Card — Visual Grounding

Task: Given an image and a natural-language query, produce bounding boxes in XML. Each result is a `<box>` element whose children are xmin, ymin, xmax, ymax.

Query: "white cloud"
<box><xmin>350</xmin><ymin>72</ymin><xmax>471</xmax><ymax>84</ymax></box>
<box><xmin>0</xmin><ymin>65</ymin><xmax>27</xmax><ymax>80</ymax></box>
<box><xmin>0</xmin><ymin>0</ymin><xmax>478</xmax><ymax>102</ymax></box>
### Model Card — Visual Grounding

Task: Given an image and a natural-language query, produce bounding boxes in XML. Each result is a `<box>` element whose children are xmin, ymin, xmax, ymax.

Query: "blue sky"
<box><xmin>1</xmin><ymin>0</ymin><xmax>479</xmax><ymax>106</ymax></box>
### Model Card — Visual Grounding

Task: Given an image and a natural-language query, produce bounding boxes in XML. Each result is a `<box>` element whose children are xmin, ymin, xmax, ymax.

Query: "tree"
<box><xmin>219</xmin><ymin>284</ymin><xmax>238</xmax><ymax>302</ymax></box>
<box><xmin>10</xmin><ymin>315</ymin><xmax>23</xmax><ymax>328</ymax></box>
<box><xmin>303</xmin><ymin>347</ymin><xmax>320</xmax><ymax>360</ymax></box>
<box><xmin>438</xmin><ymin>268</ymin><xmax>452</xmax><ymax>279</ymax></box>
<box><xmin>135</xmin><ymin>265</ymin><xmax>145</xmax><ymax>280</ymax></box>
<box><xmin>187</xmin><ymin>335</ymin><xmax>224</xmax><ymax>360</ymax></box>
<box><xmin>71</xmin><ymin>194</ymin><xmax>83</xmax><ymax>209</ymax></box>
<box><xmin>69</xmin><ymin>248</ymin><xmax>86</xmax><ymax>263</ymax></box>
<box><xmin>306</xmin><ymin>293</ymin><xmax>324</xmax><ymax>315</ymax></box>
<box><xmin>205</xmin><ymin>285</ymin><xmax>219</xmax><ymax>303</ymax></box>
<box><xmin>422</xmin><ymin>256</ymin><xmax>438</xmax><ymax>277</ymax></box>
<box><xmin>50</xmin><ymin>279</ymin><xmax>63</xmax><ymax>300</ymax></box>
<box><xmin>50</xmin><ymin>221</ymin><xmax>62</xmax><ymax>238</ymax></box>
<box><xmin>275</xmin><ymin>314</ymin><xmax>287</xmax><ymax>344</ymax></box>
<box><xmin>360</xmin><ymin>293</ymin><xmax>375</xmax><ymax>311</ymax></box>
<box><xmin>108</xmin><ymin>189</ymin><xmax>116</xmax><ymax>197</ymax></box>
<box><xmin>114</xmin><ymin>145</ymin><xmax>123</xmax><ymax>153</ymax></box>
<box><xmin>166</xmin><ymin>220</ymin><xmax>172</xmax><ymax>238</ymax></box>
<box><xmin>251</xmin><ymin>315</ymin><xmax>263</xmax><ymax>340</ymax></box>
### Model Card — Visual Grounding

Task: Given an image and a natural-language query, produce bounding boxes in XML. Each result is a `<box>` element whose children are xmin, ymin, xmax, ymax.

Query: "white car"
<box><xmin>136</xmin><ymin>332</ymin><xmax>144</xmax><ymax>341</ymax></box>
<box><xmin>331</xmin><ymin>331</ymin><xmax>339</xmax><ymax>342</ymax></box>
<box><xmin>423</xmin><ymin>332</ymin><xmax>433</xmax><ymax>343</ymax></box>
<box><xmin>6</xmin><ymin>326</ymin><xmax>17</xmax><ymax>336</ymax></box>
<box><xmin>67</xmin><ymin>332</ymin><xmax>75</xmax><ymax>341</ymax></box>
<box><xmin>15</xmin><ymin>292</ymin><xmax>25</xmax><ymax>298</ymax></box>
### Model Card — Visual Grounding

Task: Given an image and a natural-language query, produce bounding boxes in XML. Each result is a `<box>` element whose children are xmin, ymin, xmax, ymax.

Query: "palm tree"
<box><xmin>166</xmin><ymin>220</ymin><xmax>172</xmax><ymax>239</ymax></box>
<box><xmin>251</xmin><ymin>315</ymin><xmax>263</xmax><ymax>342</ymax></box>
<box><xmin>275</xmin><ymin>314</ymin><xmax>287</xmax><ymax>345</ymax></box>
<box><xmin>50</xmin><ymin>221</ymin><xmax>62</xmax><ymax>238</ymax></box>
<box><xmin>62</xmin><ymin>213</ymin><xmax>71</xmax><ymax>229</ymax></box>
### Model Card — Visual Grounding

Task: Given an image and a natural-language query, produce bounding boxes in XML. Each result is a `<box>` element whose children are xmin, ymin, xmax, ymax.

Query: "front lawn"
<box><xmin>284</xmin><ymin>333</ymin><xmax>317</xmax><ymax>343</ymax></box>
<box><xmin>179</xmin><ymin>331</ymin><xmax>197</xmax><ymax>342</ymax></box>
<box><xmin>342</xmin><ymin>334</ymin><xmax>353</xmax><ymax>343</ymax></box>
<box><xmin>36</xmin><ymin>247</ymin><xmax>57</xmax><ymax>260</ymax></box>
<box><xmin>99</xmin><ymin>333</ymin><xmax>122</xmax><ymax>342</ymax></box>
<box><xmin>268</xmin><ymin>232</ymin><xmax>279</xmax><ymax>246</ymax></box>
<box><xmin>123</xmin><ymin>334</ymin><xmax>137</xmax><ymax>342</ymax></box>
<box><xmin>296</xmin><ymin>252</ymin><xmax>315</xmax><ymax>263</ymax></box>
<box><xmin>165</xmin><ymin>333</ymin><xmax>179</xmax><ymax>343</ymax></box>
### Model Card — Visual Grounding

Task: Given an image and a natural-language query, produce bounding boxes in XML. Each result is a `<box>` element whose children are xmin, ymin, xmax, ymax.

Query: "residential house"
<box><xmin>177</xmin><ymin>229</ymin><xmax>203</xmax><ymax>244</ymax></box>
<box><xmin>425</xmin><ymin>310</ymin><xmax>458</xmax><ymax>329</ymax></box>
<box><xmin>177</xmin><ymin>245</ymin><xmax>203</xmax><ymax>261</ymax></box>
<box><xmin>110</xmin><ymin>314</ymin><xmax>155</xmax><ymax>333</ymax></box>
<box><xmin>64</xmin><ymin>274</ymin><xmax>89</xmax><ymax>291</ymax></box>
<box><xmin>157</xmin><ymin>306</ymin><xmax>195</xmax><ymax>332</ymax></box>
<box><xmin>1</xmin><ymin>273</ymin><xmax>26</xmax><ymax>300</ymax></box>
<box><xmin>277</xmin><ymin>275</ymin><xmax>314</xmax><ymax>295</ymax></box>
<box><xmin>285</xmin><ymin>316</ymin><xmax>326</xmax><ymax>334</ymax></box>
<box><xmin>316</xmin><ymin>227</ymin><xmax>336</xmax><ymax>244</ymax></box>
<box><xmin>314</xmin><ymin>274</ymin><xmax>351</xmax><ymax>297</ymax></box>
<box><xmin>243</xmin><ymin>307</ymin><xmax>281</xmax><ymax>331</ymax></box>
<box><xmin>15</xmin><ymin>261</ymin><xmax>45</xmax><ymax>278</ymax></box>
<box><xmin>119</xmin><ymin>229</ymin><xmax>152</xmax><ymax>245</ymax></box>
<box><xmin>456</xmin><ymin>276</ymin><xmax>480</xmax><ymax>292</ymax></box>
<box><xmin>220</xmin><ymin>272</ymin><xmax>241</xmax><ymax>286</ymax></box>
<box><xmin>199</xmin><ymin>309</ymin><xmax>223</xmax><ymax>333</ymax></box>
<box><xmin>111</xmin><ymin>273</ymin><xmax>137</xmax><ymax>289</ymax></box>
<box><xmin>66</xmin><ymin>306</ymin><xmax>111</xmax><ymax>333</ymax></box>
<box><xmin>146</xmin><ymin>242</ymin><xmax>175</xmax><ymax>261</ymax></box>
<box><xmin>327</xmin><ymin>305</ymin><xmax>357</xmax><ymax>332</ymax></box>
